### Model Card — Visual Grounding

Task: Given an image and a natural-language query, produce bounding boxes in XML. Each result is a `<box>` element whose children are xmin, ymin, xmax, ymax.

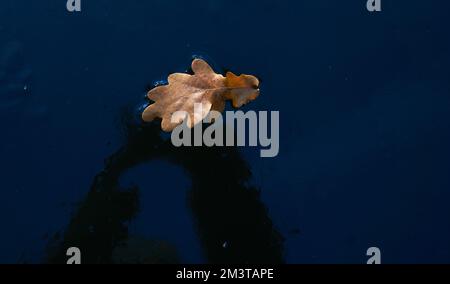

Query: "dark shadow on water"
<box><xmin>47</xmin><ymin>107</ymin><xmax>284</xmax><ymax>264</ymax></box>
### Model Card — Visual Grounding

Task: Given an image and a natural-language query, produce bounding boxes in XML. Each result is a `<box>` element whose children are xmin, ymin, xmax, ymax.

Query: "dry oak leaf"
<box><xmin>142</xmin><ymin>59</ymin><xmax>260</xmax><ymax>132</ymax></box>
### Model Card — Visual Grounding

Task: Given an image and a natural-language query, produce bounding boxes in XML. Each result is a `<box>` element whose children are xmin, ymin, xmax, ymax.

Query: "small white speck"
<box><xmin>222</xmin><ymin>241</ymin><xmax>228</xmax><ymax>248</ymax></box>
<box><xmin>23</xmin><ymin>85</ymin><xmax>28</xmax><ymax>91</ymax></box>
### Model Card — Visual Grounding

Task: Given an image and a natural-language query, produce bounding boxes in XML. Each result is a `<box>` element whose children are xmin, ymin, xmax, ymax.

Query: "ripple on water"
<box><xmin>0</xmin><ymin>41</ymin><xmax>32</xmax><ymax>115</ymax></box>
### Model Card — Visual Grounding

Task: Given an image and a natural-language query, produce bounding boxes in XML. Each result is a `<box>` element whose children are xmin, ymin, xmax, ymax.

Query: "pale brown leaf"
<box><xmin>142</xmin><ymin>59</ymin><xmax>260</xmax><ymax>132</ymax></box>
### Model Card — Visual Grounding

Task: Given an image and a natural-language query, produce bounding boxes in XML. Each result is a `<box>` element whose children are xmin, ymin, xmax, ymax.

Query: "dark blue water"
<box><xmin>1</xmin><ymin>0</ymin><xmax>450</xmax><ymax>263</ymax></box>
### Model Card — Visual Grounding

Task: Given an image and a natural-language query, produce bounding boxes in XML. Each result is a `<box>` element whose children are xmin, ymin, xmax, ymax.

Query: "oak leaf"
<box><xmin>142</xmin><ymin>59</ymin><xmax>260</xmax><ymax>132</ymax></box>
